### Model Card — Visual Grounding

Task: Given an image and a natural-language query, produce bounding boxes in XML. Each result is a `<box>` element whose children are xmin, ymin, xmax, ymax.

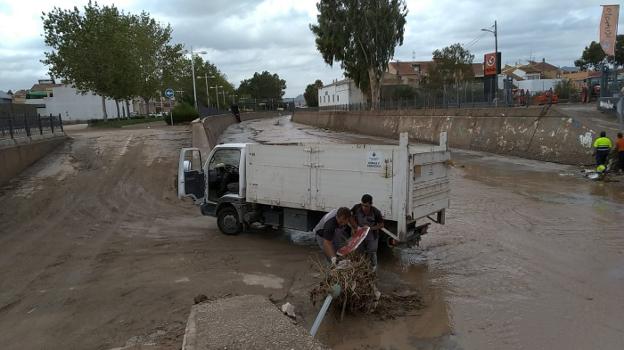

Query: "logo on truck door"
<box><xmin>367</xmin><ymin>151</ymin><xmax>384</xmax><ymax>168</ymax></box>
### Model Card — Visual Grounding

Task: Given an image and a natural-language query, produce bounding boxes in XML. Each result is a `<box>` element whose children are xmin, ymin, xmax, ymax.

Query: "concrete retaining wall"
<box><xmin>192</xmin><ymin>111</ymin><xmax>281</xmax><ymax>153</ymax></box>
<box><xmin>293</xmin><ymin>108</ymin><xmax>597</xmax><ymax>165</ymax></box>
<box><xmin>0</xmin><ymin>134</ymin><xmax>67</xmax><ymax>185</ymax></box>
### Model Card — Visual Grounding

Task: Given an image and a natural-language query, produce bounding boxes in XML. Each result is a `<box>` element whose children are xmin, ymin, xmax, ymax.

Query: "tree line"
<box><xmin>42</xmin><ymin>2</ymin><xmax>286</xmax><ymax>120</ymax></box>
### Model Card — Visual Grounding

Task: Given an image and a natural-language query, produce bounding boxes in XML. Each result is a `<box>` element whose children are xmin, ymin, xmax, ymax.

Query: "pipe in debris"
<box><xmin>310</xmin><ymin>284</ymin><xmax>341</xmax><ymax>337</ymax></box>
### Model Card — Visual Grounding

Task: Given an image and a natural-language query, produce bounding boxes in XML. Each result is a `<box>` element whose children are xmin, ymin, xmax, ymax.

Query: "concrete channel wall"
<box><xmin>0</xmin><ymin>134</ymin><xmax>67</xmax><ymax>186</ymax></box>
<box><xmin>192</xmin><ymin>111</ymin><xmax>281</xmax><ymax>153</ymax></box>
<box><xmin>293</xmin><ymin>108</ymin><xmax>597</xmax><ymax>165</ymax></box>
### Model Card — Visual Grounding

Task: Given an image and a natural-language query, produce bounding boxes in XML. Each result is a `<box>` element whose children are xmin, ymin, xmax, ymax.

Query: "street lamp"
<box><xmin>183</xmin><ymin>47</ymin><xmax>208</xmax><ymax>111</ymax></box>
<box><xmin>197</xmin><ymin>74</ymin><xmax>215</xmax><ymax>108</ymax></box>
<box><xmin>481</xmin><ymin>20</ymin><xmax>498</xmax><ymax>104</ymax></box>
<box><xmin>210</xmin><ymin>85</ymin><xmax>223</xmax><ymax>110</ymax></box>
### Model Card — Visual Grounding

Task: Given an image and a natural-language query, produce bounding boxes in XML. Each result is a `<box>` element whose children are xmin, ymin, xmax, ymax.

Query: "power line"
<box><xmin>465</xmin><ymin>31</ymin><xmax>488</xmax><ymax>49</ymax></box>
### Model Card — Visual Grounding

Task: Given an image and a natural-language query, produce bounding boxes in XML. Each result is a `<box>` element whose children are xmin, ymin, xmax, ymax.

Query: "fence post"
<box><xmin>38</xmin><ymin>114</ymin><xmax>43</xmax><ymax>135</ymax></box>
<box><xmin>58</xmin><ymin>113</ymin><xmax>64</xmax><ymax>132</ymax></box>
<box><xmin>49</xmin><ymin>113</ymin><xmax>54</xmax><ymax>133</ymax></box>
<box><xmin>8</xmin><ymin>114</ymin><xmax>14</xmax><ymax>139</ymax></box>
<box><xmin>24</xmin><ymin>114</ymin><xmax>31</xmax><ymax>137</ymax></box>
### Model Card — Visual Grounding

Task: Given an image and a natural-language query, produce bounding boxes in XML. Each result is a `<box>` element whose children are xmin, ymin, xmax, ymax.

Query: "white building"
<box><xmin>25</xmin><ymin>84</ymin><xmax>133</xmax><ymax>121</ymax></box>
<box><xmin>318</xmin><ymin>79</ymin><xmax>366</xmax><ymax>107</ymax></box>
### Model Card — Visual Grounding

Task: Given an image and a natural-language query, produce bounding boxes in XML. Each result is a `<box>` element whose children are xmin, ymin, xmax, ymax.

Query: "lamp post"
<box><xmin>184</xmin><ymin>47</ymin><xmax>208</xmax><ymax>111</ymax></box>
<box><xmin>197</xmin><ymin>74</ymin><xmax>214</xmax><ymax>108</ymax></box>
<box><xmin>221</xmin><ymin>89</ymin><xmax>226</xmax><ymax>106</ymax></box>
<box><xmin>210</xmin><ymin>86</ymin><xmax>221</xmax><ymax>110</ymax></box>
<box><xmin>482</xmin><ymin>20</ymin><xmax>498</xmax><ymax>104</ymax></box>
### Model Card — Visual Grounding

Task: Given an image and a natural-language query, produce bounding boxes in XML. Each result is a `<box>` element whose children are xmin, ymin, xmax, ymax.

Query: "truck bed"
<box><xmin>244</xmin><ymin>134</ymin><xmax>450</xmax><ymax>228</ymax></box>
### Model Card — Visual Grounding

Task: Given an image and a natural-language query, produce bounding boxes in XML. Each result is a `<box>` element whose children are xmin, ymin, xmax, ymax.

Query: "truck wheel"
<box><xmin>217</xmin><ymin>207</ymin><xmax>242</xmax><ymax>235</ymax></box>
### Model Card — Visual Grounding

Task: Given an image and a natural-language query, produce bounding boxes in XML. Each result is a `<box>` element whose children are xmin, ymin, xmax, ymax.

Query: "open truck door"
<box><xmin>177</xmin><ymin>148</ymin><xmax>205</xmax><ymax>202</ymax></box>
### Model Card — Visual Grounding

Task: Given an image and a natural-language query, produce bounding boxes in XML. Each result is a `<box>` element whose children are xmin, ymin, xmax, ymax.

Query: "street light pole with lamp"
<box><xmin>184</xmin><ymin>47</ymin><xmax>208</xmax><ymax>112</ymax></box>
<box><xmin>197</xmin><ymin>74</ymin><xmax>214</xmax><ymax>108</ymax></box>
<box><xmin>481</xmin><ymin>20</ymin><xmax>498</xmax><ymax>104</ymax></box>
<box><xmin>210</xmin><ymin>85</ymin><xmax>223</xmax><ymax>110</ymax></box>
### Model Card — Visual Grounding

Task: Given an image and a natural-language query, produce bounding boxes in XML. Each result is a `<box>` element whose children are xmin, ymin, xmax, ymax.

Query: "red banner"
<box><xmin>484</xmin><ymin>52</ymin><xmax>497</xmax><ymax>76</ymax></box>
<box><xmin>600</xmin><ymin>5</ymin><xmax>619</xmax><ymax>56</ymax></box>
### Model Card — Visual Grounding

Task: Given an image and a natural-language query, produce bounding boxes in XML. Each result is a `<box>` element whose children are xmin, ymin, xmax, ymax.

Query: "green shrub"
<box><xmin>165</xmin><ymin>103</ymin><xmax>199</xmax><ymax>125</ymax></box>
<box><xmin>554</xmin><ymin>79</ymin><xmax>578</xmax><ymax>100</ymax></box>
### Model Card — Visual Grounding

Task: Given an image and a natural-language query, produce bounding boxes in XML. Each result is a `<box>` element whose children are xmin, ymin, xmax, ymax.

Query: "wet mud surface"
<box><xmin>222</xmin><ymin>116</ymin><xmax>624</xmax><ymax>349</ymax></box>
<box><xmin>0</xmin><ymin>117</ymin><xmax>622</xmax><ymax>349</ymax></box>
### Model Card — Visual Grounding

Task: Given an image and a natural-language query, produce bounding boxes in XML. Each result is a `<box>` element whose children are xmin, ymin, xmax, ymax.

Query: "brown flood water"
<box><xmin>220</xmin><ymin>116</ymin><xmax>624</xmax><ymax>350</ymax></box>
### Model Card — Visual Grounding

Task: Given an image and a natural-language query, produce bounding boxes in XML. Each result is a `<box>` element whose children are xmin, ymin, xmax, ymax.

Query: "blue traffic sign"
<box><xmin>164</xmin><ymin>88</ymin><xmax>174</xmax><ymax>99</ymax></box>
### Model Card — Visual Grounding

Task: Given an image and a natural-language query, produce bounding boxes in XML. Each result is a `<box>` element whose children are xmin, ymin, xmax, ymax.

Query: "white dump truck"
<box><xmin>178</xmin><ymin>132</ymin><xmax>450</xmax><ymax>245</ymax></box>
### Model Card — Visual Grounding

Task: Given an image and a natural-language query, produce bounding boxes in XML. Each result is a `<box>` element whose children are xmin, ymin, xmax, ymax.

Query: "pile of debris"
<box><xmin>310</xmin><ymin>254</ymin><xmax>380</xmax><ymax>314</ymax></box>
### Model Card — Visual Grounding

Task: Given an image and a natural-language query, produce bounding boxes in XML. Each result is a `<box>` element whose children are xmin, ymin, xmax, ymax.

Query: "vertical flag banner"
<box><xmin>600</xmin><ymin>5</ymin><xmax>619</xmax><ymax>56</ymax></box>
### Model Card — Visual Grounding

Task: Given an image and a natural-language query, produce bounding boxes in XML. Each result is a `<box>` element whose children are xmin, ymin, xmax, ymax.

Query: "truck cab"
<box><xmin>178</xmin><ymin>144</ymin><xmax>248</xmax><ymax>234</ymax></box>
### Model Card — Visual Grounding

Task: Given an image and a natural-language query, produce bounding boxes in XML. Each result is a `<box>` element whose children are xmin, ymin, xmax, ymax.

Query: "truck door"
<box><xmin>178</xmin><ymin>148</ymin><xmax>205</xmax><ymax>201</ymax></box>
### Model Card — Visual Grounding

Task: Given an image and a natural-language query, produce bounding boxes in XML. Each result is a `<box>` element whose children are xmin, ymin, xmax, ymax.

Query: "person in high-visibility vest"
<box><xmin>593</xmin><ymin>131</ymin><xmax>613</xmax><ymax>166</ymax></box>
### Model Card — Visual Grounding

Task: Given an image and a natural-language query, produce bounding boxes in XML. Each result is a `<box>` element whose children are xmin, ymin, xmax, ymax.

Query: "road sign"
<box><xmin>164</xmin><ymin>88</ymin><xmax>174</xmax><ymax>99</ymax></box>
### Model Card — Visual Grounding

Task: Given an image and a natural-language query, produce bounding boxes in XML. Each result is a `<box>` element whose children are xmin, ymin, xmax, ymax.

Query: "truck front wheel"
<box><xmin>217</xmin><ymin>207</ymin><xmax>242</xmax><ymax>235</ymax></box>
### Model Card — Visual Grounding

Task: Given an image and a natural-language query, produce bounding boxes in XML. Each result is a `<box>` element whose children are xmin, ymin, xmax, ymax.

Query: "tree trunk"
<box><xmin>115</xmin><ymin>100</ymin><xmax>120</xmax><ymax>119</ymax></box>
<box><xmin>368</xmin><ymin>68</ymin><xmax>381</xmax><ymax>111</ymax></box>
<box><xmin>101</xmin><ymin>95</ymin><xmax>108</xmax><ymax>121</ymax></box>
<box><xmin>126</xmin><ymin>100</ymin><xmax>131</xmax><ymax>119</ymax></box>
<box><xmin>143</xmin><ymin>97</ymin><xmax>150</xmax><ymax>115</ymax></box>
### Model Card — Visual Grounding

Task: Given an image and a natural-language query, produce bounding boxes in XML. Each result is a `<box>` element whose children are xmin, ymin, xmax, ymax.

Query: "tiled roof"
<box><xmin>30</xmin><ymin>83</ymin><xmax>62</xmax><ymax>92</ymax></box>
<box><xmin>388</xmin><ymin>61</ymin><xmax>433</xmax><ymax>76</ymax></box>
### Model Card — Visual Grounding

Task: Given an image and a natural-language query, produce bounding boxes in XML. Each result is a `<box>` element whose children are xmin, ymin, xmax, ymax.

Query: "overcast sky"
<box><xmin>0</xmin><ymin>0</ymin><xmax>622</xmax><ymax>97</ymax></box>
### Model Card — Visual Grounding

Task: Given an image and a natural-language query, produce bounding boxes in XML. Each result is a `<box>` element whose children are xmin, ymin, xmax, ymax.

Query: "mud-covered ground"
<box><xmin>1</xmin><ymin>117</ymin><xmax>623</xmax><ymax>349</ymax></box>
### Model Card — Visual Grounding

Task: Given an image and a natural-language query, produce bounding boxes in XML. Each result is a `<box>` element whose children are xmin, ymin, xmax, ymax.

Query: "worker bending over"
<box><xmin>314</xmin><ymin>207</ymin><xmax>352</xmax><ymax>265</ymax></box>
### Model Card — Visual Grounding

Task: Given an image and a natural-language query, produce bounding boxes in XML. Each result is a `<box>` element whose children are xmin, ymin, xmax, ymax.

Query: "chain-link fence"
<box><xmin>0</xmin><ymin>105</ymin><xmax>64</xmax><ymax>141</ymax></box>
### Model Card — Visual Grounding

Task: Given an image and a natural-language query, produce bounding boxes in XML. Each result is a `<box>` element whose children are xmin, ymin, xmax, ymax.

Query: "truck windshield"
<box><xmin>208</xmin><ymin>149</ymin><xmax>241</xmax><ymax>202</ymax></box>
<box><xmin>209</xmin><ymin>149</ymin><xmax>240</xmax><ymax>170</ymax></box>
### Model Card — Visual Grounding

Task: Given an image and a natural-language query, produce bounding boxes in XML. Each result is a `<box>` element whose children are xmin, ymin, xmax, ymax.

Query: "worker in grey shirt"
<box><xmin>351</xmin><ymin>194</ymin><xmax>384</xmax><ymax>270</ymax></box>
<box><xmin>314</xmin><ymin>207</ymin><xmax>352</xmax><ymax>265</ymax></box>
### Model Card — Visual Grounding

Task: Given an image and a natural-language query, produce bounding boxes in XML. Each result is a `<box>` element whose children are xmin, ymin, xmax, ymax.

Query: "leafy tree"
<box><xmin>608</xmin><ymin>35</ymin><xmax>624</xmax><ymax>70</ymax></box>
<box><xmin>310</xmin><ymin>0</ymin><xmax>408</xmax><ymax>109</ymax></box>
<box><xmin>392</xmin><ymin>85</ymin><xmax>416</xmax><ymax>100</ymax></box>
<box><xmin>426</xmin><ymin>43</ymin><xmax>475</xmax><ymax>90</ymax></box>
<box><xmin>574</xmin><ymin>41</ymin><xmax>606</xmax><ymax>71</ymax></box>
<box><xmin>304</xmin><ymin>79</ymin><xmax>323</xmax><ymax>107</ymax></box>
<box><xmin>42</xmin><ymin>2</ymin><xmax>185</xmax><ymax>119</ymax></box>
<box><xmin>237</xmin><ymin>71</ymin><xmax>286</xmax><ymax>99</ymax></box>
<box><xmin>169</xmin><ymin>55</ymin><xmax>235</xmax><ymax>109</ymax></box>
<box><xmin>128</xmin><ymin>12</ymin><xmax>183</xmax><ymax>114</ymax></box>
<box><xmin>43</xmin><ymin>2</ymin><xmax>128</xmax><ymax>120</ymax></box>
<box><xmin>554</xmin><ymin>79</ymin><xmax>578</xmax><ymax>100</ymax></box>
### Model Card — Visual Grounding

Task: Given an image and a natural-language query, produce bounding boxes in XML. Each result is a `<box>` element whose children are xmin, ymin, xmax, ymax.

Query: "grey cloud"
<box><xmin>135</xmin><ymin>0</ymin><xmax>260</xmax><ymax>18</ymax></box>
<box><xmin>1</xmin><ymin>0</ymin><xmax>623</xmax><ymax>97</ymax></box>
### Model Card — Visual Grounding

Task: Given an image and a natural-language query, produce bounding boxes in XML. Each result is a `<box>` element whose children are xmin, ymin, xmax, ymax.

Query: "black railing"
<box><xmin>0</xmin><ymin>112</ymin><xmax>64</xmax><ymax>141</ymax></box>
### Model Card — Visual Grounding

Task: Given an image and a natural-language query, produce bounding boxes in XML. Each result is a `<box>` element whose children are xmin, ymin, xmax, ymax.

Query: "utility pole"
<box><xmin>482</xmin><ymin>20</ymin><xmax>498</xmax><ymax>105</ymax></box>
<box><xmin>494</xmin><ymin>20</ymin><xmax>498</xmax><ymax>104</ymax></box>
<box><xmin>198</xmin><ymin>75</ymin><xmax>212</xmax><ymax>108</ymax></box>
<box><xmin>190</xmin><ymin>46</ymin><xmax>197</xmax><ymax>111</ymax></box>
<box><xmin>210</xmin><ymin>86</ymin><xmax>220</xmax><ymax>110</ymax></box>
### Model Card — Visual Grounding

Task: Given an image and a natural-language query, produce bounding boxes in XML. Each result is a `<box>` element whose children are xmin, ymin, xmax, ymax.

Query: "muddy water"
<box><xmin>219</xmin><ymin>116</ymin><xmax>624</xmax><ymax>349</ymax></box>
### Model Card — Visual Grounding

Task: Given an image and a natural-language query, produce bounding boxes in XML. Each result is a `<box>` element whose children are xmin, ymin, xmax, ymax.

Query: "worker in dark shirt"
<box><xmin>314</xmin><ymin>207</ymin><xmax>352</xmax><ymax>265</ymax></box>
<box><xmin>351</xmin><ymin>194</ymin><xmax>384</xmax><ymax>270</ymax></box>
<box><xmin>230</xmin><ymin>104</ymin><xmax>241</xmax><ymax>123</ymax></box>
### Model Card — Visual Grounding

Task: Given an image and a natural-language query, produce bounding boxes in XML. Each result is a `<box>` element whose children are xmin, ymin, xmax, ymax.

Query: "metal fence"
<box><xmin>0</xmin><ymin>107</ymin><xmax>64</xmax><ymax>141</ymax></box>
<box><xmin>305</xmin><ymin>80</ymin><xmax>583</xmax><ymax>112</ymax></box>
